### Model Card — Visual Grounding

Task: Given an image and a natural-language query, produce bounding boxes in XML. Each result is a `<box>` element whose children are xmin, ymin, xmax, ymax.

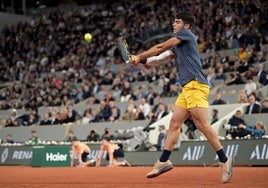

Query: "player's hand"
<box><xmin>130</xmin><ymin>55</ymin><xmax>140</xmax><ymax>66</ymax></box>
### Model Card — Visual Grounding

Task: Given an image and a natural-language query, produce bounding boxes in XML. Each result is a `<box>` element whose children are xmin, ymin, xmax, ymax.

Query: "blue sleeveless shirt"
<box><xmin>171</xmin><ymin>29</ymin><xmax>209</xmax><ymax>87</ymax></box>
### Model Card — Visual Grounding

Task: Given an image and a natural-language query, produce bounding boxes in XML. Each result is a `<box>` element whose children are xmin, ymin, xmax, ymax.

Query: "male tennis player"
<box><xmin>71</xmin><ymin>140</ymin><xmax>95</xmax><ymax>167</ymax></box>
<box><xmin>130</xmin><ymin>11</ymin><xmax>233</xmax><ymax>183</ymax></box>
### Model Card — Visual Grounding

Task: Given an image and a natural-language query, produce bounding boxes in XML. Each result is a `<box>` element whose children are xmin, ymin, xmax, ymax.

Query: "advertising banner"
<box><xmin>1</xmin><ymin>139</ymin><xmax>267</xmax><ymax>166</ymax></box>
<box><xmin>0</xmin><ymin>146</ymin><xmax>32</xmax><ymax>165</ymax></box>
<box><xmin>172</xmin><ymin>139</ymin><xmax>268</xmax><ymax>166</ymax></box>
<box><xmin>32</xmin><ymin>144</ymin><xmax>103</xmax><ymax>167</ymax></box>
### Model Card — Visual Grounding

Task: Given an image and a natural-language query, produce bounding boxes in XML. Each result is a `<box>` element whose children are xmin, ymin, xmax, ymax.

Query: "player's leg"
<box><xmin>190</xmin><ymin>108</ymin><xmax>222</xmax><ymax>151</ymax></box>
<box><xmin>187</xmin><ymin>80</ymin><xmax>233</xmax><ymax>183</ymax></box>
<box><xmin>190</xmin><ymin>107</ymin><xmax>234</xmax><ymax>183</ymax></box>
<box><xmin>147</xmin><ymin>105</ymin><xmax>190</xmax><ymax>178</ymax></box>
<box><xmin>163</xmin><ymin>105</ymin><xmax>190</xmax><ymax>151</ymax></box>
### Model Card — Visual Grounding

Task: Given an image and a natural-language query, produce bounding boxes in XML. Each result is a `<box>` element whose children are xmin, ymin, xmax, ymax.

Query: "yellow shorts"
<box><xmin>175</xmin><ymin>80</ymin><xmax>210</xmax><ymax>109</ymax></box>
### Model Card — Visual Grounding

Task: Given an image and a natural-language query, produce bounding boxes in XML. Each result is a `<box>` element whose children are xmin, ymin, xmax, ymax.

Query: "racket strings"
<box><xmin>118</xmin><ymin>38</ymin><xmax>132</xmax><ymax>63</ymax></box>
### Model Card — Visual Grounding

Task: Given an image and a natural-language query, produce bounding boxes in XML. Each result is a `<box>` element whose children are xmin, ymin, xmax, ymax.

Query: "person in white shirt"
<box><xmin>139</xmin><ymin>98</ymin><xmax>151</xmax><ymax>118</ymax></box>
<box><xmin>244</xmin><ymin>76</ymin><xmax>257</xmax><ymax>96</ymax></box>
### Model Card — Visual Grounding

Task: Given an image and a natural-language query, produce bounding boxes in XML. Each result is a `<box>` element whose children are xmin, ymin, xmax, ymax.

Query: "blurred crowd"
<box><xmin>0</xmin><ymin>0</ymin><xmax>268</xmax><ymax>135</ymax></box>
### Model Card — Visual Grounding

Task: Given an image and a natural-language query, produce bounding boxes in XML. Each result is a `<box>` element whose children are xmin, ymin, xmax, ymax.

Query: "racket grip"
<box><xmin>140</xmin><ymin>59</ymin><xmax>147</xmax><ymax>64</ymax></box>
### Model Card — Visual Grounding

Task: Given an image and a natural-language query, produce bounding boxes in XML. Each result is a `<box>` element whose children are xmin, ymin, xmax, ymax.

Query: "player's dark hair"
<box><xmin>175</xmin><ymin>11</ymin><xmax>196</xmax><ymax>26</ymax></box>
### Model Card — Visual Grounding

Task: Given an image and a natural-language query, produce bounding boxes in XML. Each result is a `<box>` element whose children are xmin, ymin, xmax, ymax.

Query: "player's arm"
<box><xmin>145</xmin><ymin>50</ymin><xmax>174</xmax><ymax>67</ymax></box>
<box><xmin>70</xmin><ymin>146</ymin><xmax>75</xmax><ymax>167</ymax></box>
<box><xmin>131</xmin><ymin>37</ymin><xmax>181</xmax><ymax>65</ymax></box>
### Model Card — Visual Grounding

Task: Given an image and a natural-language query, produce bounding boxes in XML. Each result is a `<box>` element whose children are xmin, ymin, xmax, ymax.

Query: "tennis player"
<box><xmin>95</xmin><ymin>137</ymin><xmax>131</xmax><ymax>167</ymax></box>
<box><xmin>70</xmin><ymin>140</ymin><xmax>95</xmax><ymax>167</ymax></box>
<box><xmin>130</xmin><ymin>11</ymin><xmax>233</xmax><ymax>183</ymax></box>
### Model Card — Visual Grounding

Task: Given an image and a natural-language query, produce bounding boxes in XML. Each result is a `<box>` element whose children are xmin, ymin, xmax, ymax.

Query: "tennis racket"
<box><xmin>117</xmin><ymin>37</ymin><xmax>146</xmax><ymax>65</ymax></box>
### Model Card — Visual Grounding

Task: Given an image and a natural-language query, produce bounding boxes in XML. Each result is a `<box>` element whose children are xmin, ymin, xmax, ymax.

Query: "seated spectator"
<box><xmin>82</xmin><ymin>84</ymin><xmax>92</xmax><ymax>101</ymax></box>
<box><xmin>260</xmin><ymin>98</ymin><xmax>268</xmax><ymax>113</ymax></box>
<box><xmin>146</xmin><ymin>87</ymin><xmax>158</xmax><ymax>106</ymax></box>
<box><xmin>138</xmin><ymin>98</ymin><xmax>151</xmax><ymax>119</ymax></box>
<box><xmin>89</xmin><ymin>109</ymin><xmax>101</xmax><ymax>123</ymax></box>
<box><xmin>25</xmin><ymin>130</ymin><xmax>41</xmax><ymax>145</ymax></box>
<box><xmin>66</xmin><ymin>102</ymin><xmax>80</xmax><ymax>123</ymax></box>
<box><xmin>39</xmin><ymin>113</ymin><xmax>51</xmax><ymax>125</ymax></box>
<box><xmin>108</xmin><ymin>107</ymin><xmax>120</xmax><ymax>122</ymax></box>
<box><xmin>148</xmin><ymin>103</ymin><xmax>169</xmax><ymax>126</ymax></box>
<box><xmin>5</xmin><ymin>109</ymin><xmax>20</xmax><ymax>127</ymax></box>
<box><xmin>83</xmin><ymin>103</ymin><xmax>92</xmax><ymax>117</ymax></box>
<box><xmin>135</xmin><ymin>86</ymin><xmax>147</xmax><ymax>101</ymax></box>
<box><xmin>236</xmin><ymin>60</ymin><xmax>249</xmax><ymax>74</ymax></box>
<box><xmin>257</xmin><ymin>63</ymin><xmax>267</xmax><ymax>85</ymax></box>
<box><xmin>184</xmin><ymin>116</ymin><xmax>197</xmax><ymax>139</ymax></box>
<box><xmin>49</xmin><ymin>107</ymin><xmax>59</xmax><ymax>125</ymax></box>
<box><xmin>112</xmin><ymin>85</ymin><xmax>122</xmax><ymax>101</ymax></box>
<box><xmin>97</xmin><ymin>100</ymin><xmax>111</xmax><ymax>122</ymax></box>
<box><xmin>80</xmin><ymin>111</ymin><xmax>93</xmax><ymax>124</ymax></box>
<box><xmin>86</xmin><ymin>130</ymin><xmax>100</xmax><ymax>142</ymax></box>
<box><xmin>161</xmin><ymin>77</ymin><xmax>171</xmax><ymax>97</ymax></box>
<box><xmin>67</xmin><ymin>130</ymin><xmax>78</xmax><ymax>142</ymax></box>
<box><xmin>225</xmin><ymin>110</ymin><xmax>248</xmax><ymax>139</ymax></box>
<box><xmin>135</xmin><ymin>107</ymin><xmax>146</xmax><ymax>120</ymax></box>
<box><xmin>6</xmin><ymin>134</ymin><xmax>14</xmax><ymax>144</ymax></box>
<box><xmin>206</xmin><ymin>67</ymin><xmax>215</xmax><ymax>87</ymax></box>
<box><xmin>211</xmin><ymin>92</ymin><xmax>227</xmax><ymax>105</ymax></box>
<box><xmin>58</xmin><ymin>107</ymin><xmax>69</xmax><ymax>124</ymax></box>
<box><xmin>120</xmin><ymin>104</ymin><xmax>136</xmax><ymax>122</ymax></box>
<box><xmin>215</xmin><ymin>66</ymin><xmax>227</xmax><ymax>81</ymax></box>
<box><xmin>244</xmin><ymin>65</ymin><xmax>257</xmax><ymax>79</ymax></box>
<box><xmin>151</xmin><ymin>125</ymin><xmax>166</xmax><ymax>151</ymax></box>
<box><xmin>244</xmin><ymin>76</ymin><xmax>257</xmax><ymax>96</ymax></box>
<box><xmin>22</xmin><ymin>112</ymin><xmax>38</xmax><ymax>126</ymax></box>
<box><xmin>167</xmin><ymin>84</ymin><xmax>179</xmax><ymax>97</ymax></box>
<box><xmin>245</xmin><ymin>92</ymin><xmax>260</xmax><ymax>114</ymax></box>
<box><xmin>101</xmin><ymin>128</ymin><xmax>115</xmax><ymax>141</ymax></box>
<box><xmin>236</xmin><ymin>91</ymin><xmax>248</xmax><ymax>104</ymax></box>
<box><xmin>255</xmin><ymin>51</ymin><xmax>267</xmax><ymax>64</ymax></box>
<box><xmin>225</xmin><ymin>73</ymin><xmax>245</xmax><ymax>85</ymax></box>
<box><xmin>238</xmin><ymin>121</ymin><xmax>266</xmax><ymax>139</ymax></box>
<box><xmin>211</xmin><ymin>109</ymin><xmax>219</xmax><ymax>124</ymax></box>
<box><xmin>108</xmin><ymin>101</ymin><xmax>120</xmax><ymax>120</ymax></box>
<box><xmin>74</xmin><ymin>87</ymin><xmax>84</xmax><ymax>104</ymax></box>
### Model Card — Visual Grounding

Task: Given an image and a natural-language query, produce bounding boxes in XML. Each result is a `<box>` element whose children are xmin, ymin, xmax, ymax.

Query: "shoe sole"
<box><xmin>147</xmin><ymin>165</ymin><xmax>173</xmax><ymax>178</ymax></box>
<box><xmin>222</xmin><ymin>157</ymin><xmax>234</xmax><ymax>183</ymax></box>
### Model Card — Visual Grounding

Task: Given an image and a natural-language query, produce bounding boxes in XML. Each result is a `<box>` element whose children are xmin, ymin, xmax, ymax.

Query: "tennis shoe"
<box><xmin>123</xmin><ymin>160</ymin><xmax>131</xmax><ymax>167</ymax></box>
<box><xmin>147</xmin><ymin>160</ymin><xmax>173</xmax><ymax>178</ymax></box>
<box><xmin>220</xmin><ymin>156</ymin><xmax>234</xmax><ymax>183</ymax></box>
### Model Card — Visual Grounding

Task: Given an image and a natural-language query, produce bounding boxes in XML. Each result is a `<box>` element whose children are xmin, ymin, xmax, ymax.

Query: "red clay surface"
<box><xmin>0</xmin><ymin>166</ymin><xmax>267</xmax><ymax>188</ymax></box>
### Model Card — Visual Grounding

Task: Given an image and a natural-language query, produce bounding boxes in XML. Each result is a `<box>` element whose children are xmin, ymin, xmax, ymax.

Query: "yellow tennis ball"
<box><xmin>84</xmin><ymin>33</ymin><xmax>92</xmax><ymax>41</ymax></box>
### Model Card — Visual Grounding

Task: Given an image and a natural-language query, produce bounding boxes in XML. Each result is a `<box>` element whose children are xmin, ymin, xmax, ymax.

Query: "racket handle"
<box><xmin>140</xmin><ymin>59</ymin><xmax>147</xmax><ymax>64</ymax></box>
<box><xmin>126</xmin><ymin>59</ymin><xmax>147</xmax><ymax>64</ymax></box>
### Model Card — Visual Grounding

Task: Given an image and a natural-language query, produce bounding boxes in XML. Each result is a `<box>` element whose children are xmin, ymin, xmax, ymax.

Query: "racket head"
<box><xmin>118</xmin><ymin>37</ymin><xmax>132</xmax><ymax>64</ymax></box>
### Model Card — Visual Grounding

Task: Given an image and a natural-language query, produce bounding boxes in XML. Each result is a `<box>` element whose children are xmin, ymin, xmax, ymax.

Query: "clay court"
<box><xmin>0</xmin><ymin>166</ymin><xmax>267</xmax><ymax>188</ymax></box>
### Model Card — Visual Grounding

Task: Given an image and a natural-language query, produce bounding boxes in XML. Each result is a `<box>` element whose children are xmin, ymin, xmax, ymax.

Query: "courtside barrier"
<box><xmin>32</xmin><ymin>144</ymin><xmax>102</xmax><ymax>167</ymax></box>
<box><xmin>0</xmin><ymin>146</ymin><xmax>32</xmax><ymax>165</ymax></box>
<box><xmin>0</xmin><ymin>139</ymin><xmax>267</xmax><ymax>166</ymax></box>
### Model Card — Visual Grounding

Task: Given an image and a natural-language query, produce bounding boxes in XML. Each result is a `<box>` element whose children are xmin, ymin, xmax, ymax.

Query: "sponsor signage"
<box><xmin>0</xmin><ymin>146</ymin><xmax>33</xmax><ymax>165</ymax></box>
<box><xmin>1</xmin><ymin>140</ymin><xmax>267</xmax><ymax>166</ymax></box>
<box><xmin>32</xmin><ymin>146</ymin><xmax>70</xmax><ymax>167</ymax></box>
<box><xmin>32</xmin><ymin>144</ymin><xmax>103</xmax><ymax>167</ymax></box>
<box><xmin>174</xmin><ymin>139</ymin><xmax>268</xmax><ymax>166</ymax></box>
